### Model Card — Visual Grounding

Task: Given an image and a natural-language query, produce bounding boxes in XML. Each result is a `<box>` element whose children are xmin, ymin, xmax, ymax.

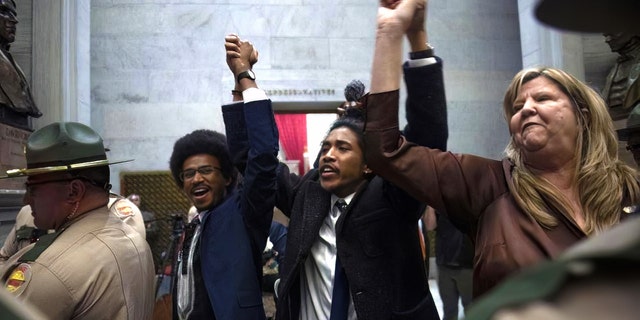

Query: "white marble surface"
<box><xmin>0</xmin><ymin>0</ymin><xmax>617</xmax><ymax>197</ymax></box>
<box><xmin>88</xmin><ymin>0</ymin><xmax>524</xmax><ymax>192</ymax></box>
<box><xmin>91</xmin><ymin>0</ymin><xmax>631</xmax><ymax>192</ymax></box>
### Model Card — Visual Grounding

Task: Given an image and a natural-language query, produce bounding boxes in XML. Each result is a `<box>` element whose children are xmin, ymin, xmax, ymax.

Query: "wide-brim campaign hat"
<box><xmin>618</xmin><ymin>107</ymin><xmax>640</xmax><ymax>141</ymax></box>
<box><xmin>535</xmin><ymin>0</ymin><xmax>640</xmax><ymax>33</ymax></box>
<box><xmin>1</xmin><ymin>122</ymin><xmax>132</xmax><ymax>179</ymax></box>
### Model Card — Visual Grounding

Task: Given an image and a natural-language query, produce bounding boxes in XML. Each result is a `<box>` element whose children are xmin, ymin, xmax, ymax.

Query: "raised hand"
<box><xmin>224</xmin><ymin>34</ymin><xmax>259</xmax><ymax>76</ymax></box>
<box><xmin>406</xmin><ymin>0</ymin><xmax>427</xmax><ymax>36</ymax></box>
<box><xmin>377</xmin><ymin>0</ymin><xmax>426</xmax><ymax>37</ymax></box>
<box><xmin>406</xmin><ymin>0</ymin><xmax>428</xmax><ymax>52</ymax></box>
<box><xmin>370</xmin><ymin>0</ymin><xmax>425</xmax><ymax>93</ymax></box>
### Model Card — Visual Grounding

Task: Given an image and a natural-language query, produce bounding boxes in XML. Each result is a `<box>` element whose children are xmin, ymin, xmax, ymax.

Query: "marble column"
<box><xmin>32</xmin><ymin>0</ymin><xmax>90</xmax><ymax>129</ymax></box>
<box><xmin>517</xmin><ymin>0</ymin><xmax>585</xmax><ymax>80</ymax></box>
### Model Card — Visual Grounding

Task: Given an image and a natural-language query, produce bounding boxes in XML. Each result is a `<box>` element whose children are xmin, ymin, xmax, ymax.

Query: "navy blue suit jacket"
<box><xmin>190</xmin><ymin>98</ymin><xmax>279</xmax><ymax>319</ymax></box>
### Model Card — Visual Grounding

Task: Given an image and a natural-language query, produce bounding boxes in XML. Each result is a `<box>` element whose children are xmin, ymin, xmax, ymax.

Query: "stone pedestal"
<box><xmin>0</xmin><ymin>122</ymin><xmax>29</xmax><ymax>190</ymax></box>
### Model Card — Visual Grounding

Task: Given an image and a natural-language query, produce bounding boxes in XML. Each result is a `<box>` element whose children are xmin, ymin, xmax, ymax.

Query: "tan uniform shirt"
<box><xmin>0</xmin><ymin>194</ymin><xmax>146</xmax><ymax>263</ymax></box>
<box><xmin>108</xmin><ymin>193</ymin><xmax>146</xmax><ymax>239</ymax></box>
<box><xmin>0</xmin><ymin>206</ymin><xmax>37</xmax><ymax>261</ymax></box>
<box><xmin>1</xmin><ymin>206</ymin><xmax>155</xmax><ymax>319</ymax></box>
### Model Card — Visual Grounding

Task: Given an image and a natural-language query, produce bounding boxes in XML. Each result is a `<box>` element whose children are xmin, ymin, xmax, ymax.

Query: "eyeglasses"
<box><xmin>626</xmin><ymin>144</ymin><xmax>640</xmax><ymax>151</ymax></box>
<box><xmin>179</xmin><ymin>166</ymin><xmax>222</xmax><ymax>182</ymax></box>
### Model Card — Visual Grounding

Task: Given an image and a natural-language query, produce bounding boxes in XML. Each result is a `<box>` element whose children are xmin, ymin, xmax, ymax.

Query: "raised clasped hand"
<box><xmin>224</xmin><ymin>34</ymin><xmax>259</xmax><ymax>74</ymax></box>
<box><xmin>378</xmin><ymin>0</ymin><xmax>426</xmax><ymax>35</ymax></box>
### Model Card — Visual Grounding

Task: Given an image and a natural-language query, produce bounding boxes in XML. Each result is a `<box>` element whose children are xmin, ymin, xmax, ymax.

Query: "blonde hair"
<box><xmin>502</xmin><ymin>67</ymin><xmax>640</xmax><ymax>234</ymax></box>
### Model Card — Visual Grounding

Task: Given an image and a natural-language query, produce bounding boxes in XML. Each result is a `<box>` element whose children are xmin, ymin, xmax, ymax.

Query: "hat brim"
<box><xmin>0</xmin><ymin>159</ymin><xmax>134</xmax><ymax>179</ymax></box>
<box><xmin>535</xmin><ymin>0</ymin><xmax>640</xmax><ymax>33</ymax></box>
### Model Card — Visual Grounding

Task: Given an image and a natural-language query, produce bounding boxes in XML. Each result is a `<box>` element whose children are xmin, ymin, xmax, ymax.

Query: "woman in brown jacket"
<box><xmin>363</xmin><ymin>0</ymin><xmax>640</xmax><ymax>297</ymax></box>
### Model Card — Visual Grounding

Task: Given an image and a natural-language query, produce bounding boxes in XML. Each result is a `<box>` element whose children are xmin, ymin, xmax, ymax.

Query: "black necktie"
<box><xmin>330</xmin><ymin>199</ymin><xmax>349</xmax><ymax>320</ymax></box>
<box><xmin>335</xmin><ymin>199</ymin><xmax>348</xmax><ymax>215</ymax></box>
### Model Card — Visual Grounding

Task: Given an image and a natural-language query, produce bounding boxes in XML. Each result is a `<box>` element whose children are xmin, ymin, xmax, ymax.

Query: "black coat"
<box><xmin>275</xmin><ymin>59</ymin><xmax>448</xmax><ymax>320</ymax></box>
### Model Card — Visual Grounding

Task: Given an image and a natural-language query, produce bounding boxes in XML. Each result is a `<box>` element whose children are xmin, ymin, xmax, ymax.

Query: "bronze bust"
<box><xmin>602</xmin><ymin>32</ymin><xmax>640</xmax><ymax>120</ymax></box>
<box><xmin>0</xmin><ymin>0</ymin><xmax>42</xmax><ymax>129</ymax></box>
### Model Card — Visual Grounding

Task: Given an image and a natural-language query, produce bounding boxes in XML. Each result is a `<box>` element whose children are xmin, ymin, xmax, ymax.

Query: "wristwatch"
<box><xmin>409</xmin><ymin>42</ymin><xmax>435</xmax><ymax>60</ymax></box>
<box><xmin>237</xmin><ymin>70</ymin><xmax>256</xmax><ymax>83</ymax></box>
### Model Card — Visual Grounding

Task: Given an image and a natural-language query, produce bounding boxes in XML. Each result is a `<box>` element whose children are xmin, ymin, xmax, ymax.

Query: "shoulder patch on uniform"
<box><xmin>113</xmin><ymin>201</ymin><xmax>135</xmax><ymax>218</ymax></box>
<box><xmin>5</xmin><ymin>263</ymin><xmax>32</xmax><ymax>295</ymax></box>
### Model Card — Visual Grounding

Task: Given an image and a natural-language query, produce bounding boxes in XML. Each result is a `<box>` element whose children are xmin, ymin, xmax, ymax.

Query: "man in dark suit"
<box><xmin>169</xmin><ymin>35</ymin><xmax>279</xmax><ymax>320</ymax></box>
<box><xmin>0</xmin><ymin>0</ymin><xmax>42</xmax><ymax>128</ymax></box>
<box><xmin>224</xmin><ymin>2</ymin><xmax>446</xmax><ymax>318</ymax></box>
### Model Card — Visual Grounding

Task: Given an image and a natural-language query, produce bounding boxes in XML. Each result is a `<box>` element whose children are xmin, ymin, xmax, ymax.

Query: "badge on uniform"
<box><xmin>113</xmin><ymin>201</ymin><xmax>135</xmax><ymax>218</ymax></box>
<box><xmin>5</xmin><ymin>263</ymin><xmax>32</xmax><ymax>295</ymax></box>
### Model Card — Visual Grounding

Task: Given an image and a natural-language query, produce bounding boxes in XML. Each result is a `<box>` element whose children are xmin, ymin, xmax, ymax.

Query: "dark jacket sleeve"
<box><xmin>380</xmin><ymin>58</ymin><xmax>449</xmax><ymax>220</ymax></box>
<box><xmin>224</xmin><ymin>99</ymin><xmax>280</xmax><ymax>248</ymax></box>
<box><xmin>269</xmin><ymin>221</ymin><xmax>288</xmax><ymax>265</ymax></box>
<box><xmin>223</xmin><ymin>101</ymin><xmax>301</xmax><ymax>219</ymax></box>
<box><xmin>402</xmin><ymin>57</ymin><xmax>448</xmax><ymax>152</ymax></box>
<box><xmin>223</xmin><ymin>102</ymin><xmax>250</xmax><ymax>173</ymax></box>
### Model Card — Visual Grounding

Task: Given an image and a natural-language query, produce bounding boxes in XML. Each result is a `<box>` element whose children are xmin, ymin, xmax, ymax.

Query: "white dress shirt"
<box><xmin>300</xmin><ymin>193</ymin><xmax>357</xmax><ymax>320</ymax></box>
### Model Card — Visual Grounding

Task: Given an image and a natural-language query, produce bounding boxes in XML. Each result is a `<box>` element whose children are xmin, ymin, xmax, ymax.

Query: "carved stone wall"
<box><xmin>0</xmin><ymin>123</ymin><xmax>28</xmax><ymax>190</ymax></box>
<box><xmin>90</xmin><ymin>0</ymin><xmax>520</xmax><ymax>193</ymax></box>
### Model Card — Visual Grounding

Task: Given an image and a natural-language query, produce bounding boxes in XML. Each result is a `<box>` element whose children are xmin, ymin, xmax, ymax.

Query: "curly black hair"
<box><xmin>169</xmin><ymin>129</ymin><xmax>236</xmax><ymax>189</ymax></box>
<box><xmin>312</xmin><ymin>80</ymin><xmax>367</xmax><ymax>169</ymax></box>
<box><xmin>328</xmin><ymin>113</ymin><xmax>365</xmax><ymax>150</ymax></box>
<box><xmin>330</xmin><ymin>79</ymin><xmax>367</xmax><ymax>150</ymax></box>
<box><xmin>344</xmin><ymin>79</ymin><xmax>365</xmax><ymax>102</ymax></box>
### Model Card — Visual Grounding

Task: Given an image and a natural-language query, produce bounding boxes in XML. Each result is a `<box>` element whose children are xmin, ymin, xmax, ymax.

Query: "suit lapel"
<box><xmin>301</xmin><ymin>181</ymin><xmax>331</xmax><ymax>247</ymax></box>
<box><xmin>335</xmin><ymin>179</ymin><xmax>370</xmax><ymax>234</ymax></box>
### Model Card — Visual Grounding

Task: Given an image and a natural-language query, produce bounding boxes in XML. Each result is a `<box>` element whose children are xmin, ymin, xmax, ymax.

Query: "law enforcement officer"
<box><xmin>126</xmin><ymin>193</ymin><xmax>156</xmax><ymax>238</ymax></box>
<box><xmin>109</xmin><ymin>192</ymin><xmax>146</xmax><ymax>238</ymax></box>
<box><xmin>0</xmin><ymin>205</ymin><xmax>45</xmax><ymax>262</ymax></box>
<box><xmin>0</xmin><ymin>192</ymin><xmax>146</xmax><ymax>262</ymax></box>
<box><xmin>0</xmin><ymin>122</ymin><xmax>155</xmax><ymax>319</ymax></box>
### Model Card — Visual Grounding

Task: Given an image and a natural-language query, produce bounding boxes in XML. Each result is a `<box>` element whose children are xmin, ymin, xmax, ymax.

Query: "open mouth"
<box><xmin>320</xmin><ymin>165</ymin><xmax>338</xmax><ymax>178</ymax></box>
<box><xmin>192</xmin><ymin>186</ymin><xmax>209</xmax><ymax>198</ymax></box>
